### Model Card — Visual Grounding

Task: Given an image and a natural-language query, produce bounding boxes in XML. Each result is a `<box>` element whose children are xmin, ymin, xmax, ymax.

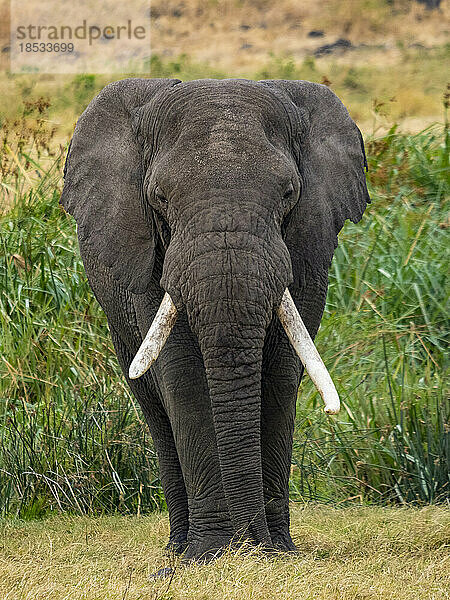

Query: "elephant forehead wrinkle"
<box><xmin>175</xmin><ymin>204</ymin><xmax>273</xmax><ymax>239</ymax></box>
<box><xmin>157</xmin><ymin>82</ymin><xmax>291</xmax><ymax>154</ymax></box>
<box><xmin>164</xmin><ymin>81</ymin><xmax>282</xmax><ymax>120</ymax></box>
<box><xmin>166</xmin><ymin>230</ymin><xmax>285</xmax><ymax>270</ymax></box>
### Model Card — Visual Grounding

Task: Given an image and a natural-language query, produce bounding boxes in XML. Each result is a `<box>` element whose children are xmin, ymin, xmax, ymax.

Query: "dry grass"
<box><xmin>0</xmin><ymin>0</ymin><xmax>448</xmax><ymax>133</ymax></box>
<box><xmin>147</xmin><ymin>0</ymin><xmax>449</xmax><ymax>128</ymax></box>
<box><xmin>149</xmin><ymin>0</ymin><xmax>450</xmax><ymax>69</ymax></box>
<box><xmin>1</xmin><ymin>506</ymin><xmax>449</xmax><ymax>599</ymax></box>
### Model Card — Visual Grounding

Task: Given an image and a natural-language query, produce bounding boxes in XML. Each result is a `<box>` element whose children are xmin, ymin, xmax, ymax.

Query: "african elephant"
<box><xmin>61</xmin><ymin>78</ymin><xmax>369</xmax><ymax>562</ymax></box>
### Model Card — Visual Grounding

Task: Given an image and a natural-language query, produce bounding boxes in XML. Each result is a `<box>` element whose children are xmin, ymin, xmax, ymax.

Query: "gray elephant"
<box><xmin>61</xmin><ymin>78</ymin><xmax>369</xmax><ymax>562</ymax></box>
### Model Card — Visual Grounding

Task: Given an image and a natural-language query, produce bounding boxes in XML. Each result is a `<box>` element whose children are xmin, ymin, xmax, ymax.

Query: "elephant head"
<box><xmin>61</xmin><ymin>78</ymin><xmax>369</xmax><ymax>547</ymax></box>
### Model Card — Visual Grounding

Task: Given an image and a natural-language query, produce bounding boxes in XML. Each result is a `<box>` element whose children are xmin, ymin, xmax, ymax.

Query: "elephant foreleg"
<box><xmin>109</xmin><ymin>325</ymin><xmax>189</xmax><ymax>554</ymax></box>
<box><xmin>261</xmin><ymin>318</ymin><xmax>302</xmax><ymax>551</ymax></box>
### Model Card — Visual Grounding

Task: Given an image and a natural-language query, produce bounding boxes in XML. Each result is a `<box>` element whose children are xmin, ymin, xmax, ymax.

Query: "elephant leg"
<box><xmin>109</xmin><ymin>325</ymin><xmax>189</xmax><ymax>554</ymax></box>
<box><xmin>261</xmin><ymin>318</ymin><xmax>302</xmax><ymax>552</ymax></box>
<box><xmin>79</xmin><ymin>253</ymin><xmax>190</xmax><ymax>552</ymax></box>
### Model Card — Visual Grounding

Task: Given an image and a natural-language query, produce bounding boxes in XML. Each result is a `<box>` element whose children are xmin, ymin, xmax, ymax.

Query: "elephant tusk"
<box><xmin>129</xmin><ymin>293</ymin><xmax>178</xmax><ymax>379</ymax></box>
<box><xmin>276</xmin><ymin>289</ymin><xmax>340</xmax><ymax>414</ymax></box>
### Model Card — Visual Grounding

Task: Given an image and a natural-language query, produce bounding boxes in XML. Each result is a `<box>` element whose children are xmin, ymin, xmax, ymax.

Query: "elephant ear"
<box><xmin>260</xmin><ymin>80</ymin><xmax>370</xmax><ymax>272</ymax></box>
<box><xmin>61</xmin><ymin>78</ymin><xmax>181</xmax><ymax>294</ymax></box>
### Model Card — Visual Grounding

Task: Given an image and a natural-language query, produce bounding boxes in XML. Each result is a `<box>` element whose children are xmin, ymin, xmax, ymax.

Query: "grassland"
<box><xmin>0</xmin><ymin>0</ymin><xmax>448</xmax><ymax>520</ymax></box>
<box><xmin>0</xmin><ymin>506</ymin><xmax>449</xmax><ymax>599</ymax></box>
<box><xmin>0</xmin><ymin>43</ymin><xmax>447</xmax><ymax>136</ymax></box>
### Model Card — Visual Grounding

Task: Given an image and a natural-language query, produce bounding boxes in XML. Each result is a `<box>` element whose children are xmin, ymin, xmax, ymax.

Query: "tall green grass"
<box><xmin>0</xmin><ymin>101</ymin><xmax>448</xmax><ymax>517</ymax></box>
<box><xmin>0</xmin><ymin>103</ymin><xmax>163</xmax><ymax>517</ymax></box>
<box><xmin>291</xmin><ymin>121</ymin><xmax>449</xmax><ymax>505</ymax></box>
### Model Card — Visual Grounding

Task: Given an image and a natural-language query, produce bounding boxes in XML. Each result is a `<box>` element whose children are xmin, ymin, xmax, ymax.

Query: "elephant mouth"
<box><xmin>129</xmin><ymin>289</ymin><xmax>340</xmax><ymax>415</ymax></box>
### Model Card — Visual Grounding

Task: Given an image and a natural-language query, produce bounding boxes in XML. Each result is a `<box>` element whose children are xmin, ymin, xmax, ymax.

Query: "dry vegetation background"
<box><xmin>148</xmin><ymin>0</ymin><xmax>449</xmax><ymax>125</ymax></box>
<box><xmin>0</xmin><ymin>0</ymin><xmax>449</xmax><ymax>133</ymax></box>
<box><xmin>149</xmin><ymin>0</ymin><xmax>449</xmax><ymax>68</ymax></box>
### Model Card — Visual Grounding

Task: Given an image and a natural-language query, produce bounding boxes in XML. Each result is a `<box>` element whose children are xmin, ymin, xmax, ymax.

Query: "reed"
<box><xmin>0</xmin><ymin>97</ymin><xmax>448</xmax><ymax>517</ymax></box>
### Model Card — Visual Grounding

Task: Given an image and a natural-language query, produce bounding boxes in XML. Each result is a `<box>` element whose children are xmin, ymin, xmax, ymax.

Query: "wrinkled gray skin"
<box><xmin>61</xmin><ymin>78</ymin><xmax>369</xmax><ymax>562</ymax></box>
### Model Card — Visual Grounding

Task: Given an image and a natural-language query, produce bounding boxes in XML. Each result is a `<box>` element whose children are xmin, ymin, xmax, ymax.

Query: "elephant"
<box><xmin>61</xmin><ymin>78</ymin><xmax>369</xmax><ymax>562</ymax></box>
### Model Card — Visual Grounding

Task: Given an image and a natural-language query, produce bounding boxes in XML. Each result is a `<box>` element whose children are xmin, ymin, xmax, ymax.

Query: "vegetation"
<box><xmin>0</xmin><ymin>3</ymin><xmax>447</xmax><ymax>597</ymax></box>
<box><xmin>1</xmin><ymin>0</ymin><xmax>449</xmax><ymax>132</ymax></box>
<box><xmin>0</xmin><ymin>506</ymin><xmax>448</xmax><ymax>599</ymax></box>
<box><xmin>1</xmin><ymin>42</ymin><xmax>448</xmax><ymax>135</ymax></box>
<box><xmin>290</xmin><ymin>116</ymin><xmax>449</xmax><ymax>505</ymax></box>
<box><xmin>0</xmin><ymin>88</ymin><xmax>448</xmax><ymax>517</ymax></box>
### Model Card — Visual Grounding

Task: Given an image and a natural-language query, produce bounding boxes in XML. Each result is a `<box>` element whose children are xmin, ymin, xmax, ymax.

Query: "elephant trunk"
<box><xmin>191</xmin><ymin>289</ymin><xmax>271</xmax><ymax>544</ymax></box>
<box><xmin>161</xmin><ymin>227</ymin><xmax>293</xmax><ymax>545</ymax></box>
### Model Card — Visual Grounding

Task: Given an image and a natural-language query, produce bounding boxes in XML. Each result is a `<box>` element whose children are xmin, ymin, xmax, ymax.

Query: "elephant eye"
<box><xmin>155</xmin><ymin>186</ymin><xmax>168</xmax><ymax>204</ymax></box>
<box><xmin>283</xmin><ymin>184</ymin><xmax>295</xmax><ymax>201</ymax></box>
